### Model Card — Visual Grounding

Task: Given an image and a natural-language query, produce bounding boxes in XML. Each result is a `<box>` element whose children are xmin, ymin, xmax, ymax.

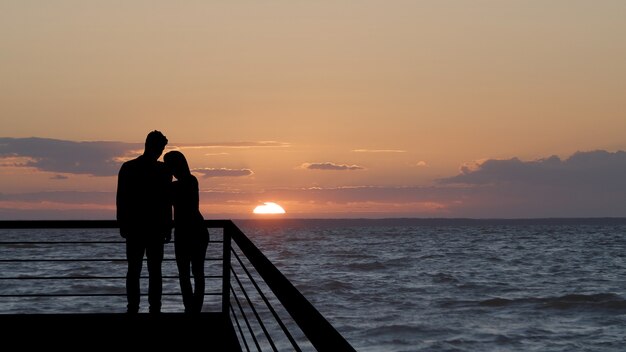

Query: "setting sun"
<box><xmin>253</xmin><ymin>202</ymin><xmax>286</xmax><ymax>214</ymax></box>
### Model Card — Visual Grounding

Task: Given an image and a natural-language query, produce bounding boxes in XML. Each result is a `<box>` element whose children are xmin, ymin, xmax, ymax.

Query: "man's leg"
<box><xmin>146</xmin><ymin>241</ymin><xmax>164</xmax><ymax>313</ymax></box>
<box><xmin>125</xmin><ymin>238</ymin><xmax>145</xmax><ymax>313</ymax></box>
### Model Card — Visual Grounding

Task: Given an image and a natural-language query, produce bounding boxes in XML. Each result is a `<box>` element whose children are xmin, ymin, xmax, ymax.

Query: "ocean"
<box><xmin>2</xmin><ymin>218</ymin><xmax>626</xmax><ymax>351</ymax></box>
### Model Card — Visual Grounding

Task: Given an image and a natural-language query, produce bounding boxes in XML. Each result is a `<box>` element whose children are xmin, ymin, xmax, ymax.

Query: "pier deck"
<box><xmin>1</xmin><ymin>312</ymin><xmax>241</xmax><ymax>350</ymax></box>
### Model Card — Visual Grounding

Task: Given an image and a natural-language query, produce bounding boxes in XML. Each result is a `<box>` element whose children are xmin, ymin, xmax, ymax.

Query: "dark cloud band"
<box><xmin>301</xmin><ymin>162</ymin><xmax>364</xmax><ymax>171</ymax></box>
<box><xmin>194</xmin><ymin>168</ymin><xmax>254</xmax><ymax>178</ymax></box>
<box><xmin>0</xmin><ymin>137</ymin><xmax>140</xmax><ymax>176</ymax></box>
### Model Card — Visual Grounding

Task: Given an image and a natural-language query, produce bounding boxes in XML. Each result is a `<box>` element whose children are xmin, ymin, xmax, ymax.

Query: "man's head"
<box><xmin>144</xmin><ymin>130</ymin><xmax>168</xmax><ymax>159</ymax></box>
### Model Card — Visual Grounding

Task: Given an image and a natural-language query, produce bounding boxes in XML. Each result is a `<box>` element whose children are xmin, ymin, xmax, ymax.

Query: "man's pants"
<box><xmin>125</xmin><ymin>237</ymin><xmax>164</xmax><ymax>313</ymax></box>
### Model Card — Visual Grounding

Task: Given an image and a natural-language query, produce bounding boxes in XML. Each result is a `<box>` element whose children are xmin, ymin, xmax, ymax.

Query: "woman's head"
<box><xmin>164</xmin><ymin>150</ymin><xmax>191</xmax><ymax>178</ymax></box>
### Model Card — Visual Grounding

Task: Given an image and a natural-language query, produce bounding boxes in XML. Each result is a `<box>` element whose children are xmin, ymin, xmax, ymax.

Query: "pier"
<box><xmin>0</xmin><ymin>220</ymin><xmax>356</xmax><ymax>351</ymax></box>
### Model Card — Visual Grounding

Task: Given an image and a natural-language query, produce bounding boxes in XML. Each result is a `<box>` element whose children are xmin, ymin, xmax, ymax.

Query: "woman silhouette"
<box><xmin>164</xmin><ymin>150</ymin><xmax>210</xmax><ymax>314</ymax></box>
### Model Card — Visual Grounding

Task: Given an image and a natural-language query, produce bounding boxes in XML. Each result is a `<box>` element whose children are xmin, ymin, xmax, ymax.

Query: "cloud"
<box><xmin>0</xmin><ymin>191</ymin><xmax>115</xmax><ymax>204</ymax></box>
<box><xmin>433</xmin><ymin>150</ymin><xmax>626</xmax><ymax>217</ymax></box>
<box><xmin>439</xmin><ymin>150</ymin><xmax>626</xmax><ymax>189</ymax></box>
<box><xmin>0</xmin><ymin>191</ymin><xmax>116</xmax><ymax>220</ymax></box>
<box><xmin>175</xmin><ymin>141</ymin><xmax>290</xmax><ymax>149</ymax></box>
<box><xmin>300</xmin><ymin>162</ymin><xmax>365</xmax><ymax>171</ymax></box>
<box><xmin>50</xmin><ymin>174</ymin><xmax>69</xmax><ymax>180</ymax></box>
<box><xmin>351</xmin><ymin>149</ymin><xmax>406</xmax><ymax>153</ymax></box>
<box><xmin>194</xmin><ymin>168</ymin><xmax>254</xmax><ymax>178</ymax></box>
<box><xmin>0</xmin><ymin>187</ymin><xmax>448</xmax><ymax>219</ymax></box>
<box><xmin>2</xmin><ymin>142</ymin><xmax>626</xmax><ymax>218</ymax></box>
<box><xmin>0</xmin><ymin>137</ymin><xmax>140</xmax><ymax>176</ymax></box>
<box><xmin>194</xmin><ymin>150</ymin><xmax>622</xmax><ymax>218</ymax></box>
<box><xmin>0</xmin><ymin>137</ymin><xmax>286</xmax><ymax>177</ymax></box>
<box><xmin>262</xmin><ymin>185</ymin><xmax>459</xmax><ymax>204</ymax></box>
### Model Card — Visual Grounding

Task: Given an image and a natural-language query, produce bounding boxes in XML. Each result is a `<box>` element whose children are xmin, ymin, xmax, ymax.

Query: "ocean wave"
<box><xmin>431</xmin><ymin>272</ymin><xmax>460</xmax><ymax>283</ymax></box>
<box><xmin>344</xmin><ymin>261</ymin><xmax>389</xmax><ymax>271</ymax></box>
<box><xmin>442</xmin><ymin>293</ymin><xmax>626</xmax><ymax>311</ymax></box>
<box><xmin>538</xmin><ymin>293</ymin><xmax>626</xmax><ymax>310</ymax></box>
<box><xmin>298</xmin><ymin>278</ymin><xmax>355</xmax><ymax>296</ymax></box>
<box><xmin>416</xmin><ymin>253</ymin><xmax>447</xmax><ymax>259</ymax></box>
<box><xmin>363</xmin><ymin>323</ymin><xmax>454</xmax><ymax>338</ymax></box>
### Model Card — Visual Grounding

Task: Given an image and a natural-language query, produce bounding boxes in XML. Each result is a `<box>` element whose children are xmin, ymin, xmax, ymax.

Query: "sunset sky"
<box><xmin>1</xmin><ymin>1</ymin><xmax>625</xmax><ymax>219</ymax></box>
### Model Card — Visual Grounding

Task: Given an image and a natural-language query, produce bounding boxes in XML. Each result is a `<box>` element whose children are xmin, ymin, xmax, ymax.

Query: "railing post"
<box><xmin>221</xmin><ymin>221</ymin><xmax>232</xmax><ymax>314</ymax></box>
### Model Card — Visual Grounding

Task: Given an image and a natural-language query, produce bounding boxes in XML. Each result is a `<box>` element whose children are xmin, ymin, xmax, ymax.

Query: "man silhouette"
<box><xmin>116</xmin><ymin>130</ymin><xmax>172</xmax><ymax>314</ymax></box>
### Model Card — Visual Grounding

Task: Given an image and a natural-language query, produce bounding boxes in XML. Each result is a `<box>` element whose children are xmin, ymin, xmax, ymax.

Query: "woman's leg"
<box><xmin>190</xmin><ymin>238</ymin><xmax>209</xmax><ymax>313</ymax></box>
<box><xmin>175</xmin><ymin>242</ymin><xmax>193</xmax><ymax>312</ymax></box>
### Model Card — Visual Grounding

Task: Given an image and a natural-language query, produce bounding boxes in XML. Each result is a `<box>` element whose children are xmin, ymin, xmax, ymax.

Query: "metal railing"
<box><xmin>0</xmin><ymin>220</ymin><xmax>355</xmax><ymax>352</ymax></box>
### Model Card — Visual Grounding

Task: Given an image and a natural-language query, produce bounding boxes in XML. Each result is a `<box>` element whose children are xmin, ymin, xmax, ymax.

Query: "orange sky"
<box><xmin>1</xmin><ymin>1</ymin><xmax>626</xmax><ymax>219</ymax></box>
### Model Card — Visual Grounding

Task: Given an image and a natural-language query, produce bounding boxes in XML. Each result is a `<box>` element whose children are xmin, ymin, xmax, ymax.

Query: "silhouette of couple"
<box><xmin>116</xmin><ymin>130</ymin><xmax>209</xmax><ymax>314</ymax></box>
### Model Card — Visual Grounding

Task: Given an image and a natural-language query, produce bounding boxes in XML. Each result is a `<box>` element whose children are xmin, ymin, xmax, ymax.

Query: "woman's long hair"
<box><xmin>164</xmin><ymin>150</ymin><xmax>191</xmax><ymax>177</ymax></box>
